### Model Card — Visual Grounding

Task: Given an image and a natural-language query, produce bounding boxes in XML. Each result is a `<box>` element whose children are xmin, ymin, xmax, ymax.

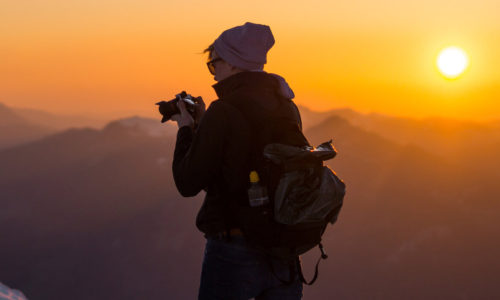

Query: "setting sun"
<box><xmin>437</xmin><ymin>46</ymin><xmax>469</xmax><ymax>79</ymax></box>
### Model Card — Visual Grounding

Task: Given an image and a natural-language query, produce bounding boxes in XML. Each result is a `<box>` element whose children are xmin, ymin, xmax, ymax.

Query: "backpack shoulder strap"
<box><xmin>290</xmin><ymin>100</ymin><xmax>303</xmax><ymax>131</ymax></box>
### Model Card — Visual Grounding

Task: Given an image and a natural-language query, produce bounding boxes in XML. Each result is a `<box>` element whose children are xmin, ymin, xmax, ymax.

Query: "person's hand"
<box><xmin>171</xmin><ymin>99</ymin><xmax>194</xmax><ymax>129</ymax></box>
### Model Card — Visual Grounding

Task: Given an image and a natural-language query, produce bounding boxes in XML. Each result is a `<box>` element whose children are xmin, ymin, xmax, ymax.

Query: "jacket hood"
<box><xmin>268</xmin><ymin>73</ymin><xmax>295</xmax><ymax>99</ymax></box>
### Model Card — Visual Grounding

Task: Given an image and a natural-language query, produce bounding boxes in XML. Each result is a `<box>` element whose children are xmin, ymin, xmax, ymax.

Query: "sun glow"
<box><xmin>437</xmin><ymin>46</ymin><xmax>469</xmax><ymax>79</ymax></box>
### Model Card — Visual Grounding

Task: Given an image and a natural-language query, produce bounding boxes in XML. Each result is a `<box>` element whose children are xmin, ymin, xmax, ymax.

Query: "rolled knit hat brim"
<box><xmin>213</xmin><ymin>42</ymin><xmax>263</xmax><ymax>70</ymax></box>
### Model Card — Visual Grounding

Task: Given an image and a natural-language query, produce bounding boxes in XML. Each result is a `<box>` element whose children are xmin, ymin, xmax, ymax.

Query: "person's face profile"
<box><xmin>208</xmin><ymin>51</ymin><xmax>231</xmax><ymax>82</ymax></box>
<box><xmin>207</xmin><ymin>55</ymin><xmax>223</xmax><ymax>76</ymax></box>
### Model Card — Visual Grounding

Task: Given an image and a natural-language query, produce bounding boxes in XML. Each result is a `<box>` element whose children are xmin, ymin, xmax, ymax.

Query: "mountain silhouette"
<box><xmin>13</xmin><ymin>106</ymin><xmax>107</xmax><ymax>131</ymax></box>
<box><xmin>0</xmin><ymin>103</ymin><xmax>54</xmax><ymax>150</ymax></box>
<box><xmin>1</xmin><ymin>113</ymin><xmax>499</xmax><ymax>299</ymax></box>
<box><xmin>300</xmin><ymin>115</ymin><xmax>500</xmax><ymax>299</ymax></box>
<box><xmin>104</xmin><ymin>116</ymin><xmax>178</xmax><ymax>137</ymax></box>
<box><xmin>0</xmin><ymin>118</ymin><xmax>204</xmax><ymax>299</ymax></box>
<box><xmin>299</xmin><ymin>106</ymin><xmax>500</xmax><ymax>179</ymax></box>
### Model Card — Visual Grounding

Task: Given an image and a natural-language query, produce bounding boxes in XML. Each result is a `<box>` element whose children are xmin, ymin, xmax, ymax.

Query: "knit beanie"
<box><xmin>213</xmin><ymin>22</ymin><xmax>275</xmax><ymax>71</ymax></box>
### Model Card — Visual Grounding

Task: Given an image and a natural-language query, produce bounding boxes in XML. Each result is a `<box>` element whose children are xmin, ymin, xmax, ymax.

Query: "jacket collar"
<box><xmin>212</xmin><ymin>71</ymin><xmax>278</xmax><ymax>99</ymax></box>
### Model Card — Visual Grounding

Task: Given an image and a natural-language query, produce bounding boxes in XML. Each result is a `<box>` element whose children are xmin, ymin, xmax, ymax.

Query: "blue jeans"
<box><xmin>198</xmin><ymin>235</ymin><xmax>303</xmax><ymax>300</ymax></box>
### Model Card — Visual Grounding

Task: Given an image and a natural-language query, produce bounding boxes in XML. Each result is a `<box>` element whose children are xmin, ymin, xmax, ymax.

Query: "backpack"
<box><xmin>223</xmin><ymin>96</ymin><xmax>346</xmax><ymax>285</ymax></box>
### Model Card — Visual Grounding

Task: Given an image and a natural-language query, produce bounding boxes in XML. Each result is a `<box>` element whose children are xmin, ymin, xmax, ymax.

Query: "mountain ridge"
<box><xmin>0</xmin><ymin>103</ymin><xmax>55</xmax><ymax>150</ymax></box>
<box><xmin>2</xmin><ymin>111</ymin><xmax>499</xmax><ymax>299</ymax></box>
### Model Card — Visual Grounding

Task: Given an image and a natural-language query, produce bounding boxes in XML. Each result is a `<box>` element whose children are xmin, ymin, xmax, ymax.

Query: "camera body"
<box><xmin>156</xmin><ymin>91</ymin><xmax>202</xmax><ymax>123</ymax></box>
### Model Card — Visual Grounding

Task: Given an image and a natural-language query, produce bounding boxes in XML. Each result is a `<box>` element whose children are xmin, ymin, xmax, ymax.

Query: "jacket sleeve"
<box><xmin>172</xmin><ymin>102</ymin><xmax>227</xmax><ymax>197</ymax></box>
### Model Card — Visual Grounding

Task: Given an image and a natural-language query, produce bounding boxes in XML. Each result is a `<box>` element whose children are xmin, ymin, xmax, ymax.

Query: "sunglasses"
<box><xmin>207</xmin><ymin>57</ymin><xmax>223</xmax><ymax>75</ymax></box>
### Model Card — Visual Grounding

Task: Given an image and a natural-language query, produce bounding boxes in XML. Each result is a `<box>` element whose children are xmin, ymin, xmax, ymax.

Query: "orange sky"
<box><xmin>2</xmin><ymin>0</ymin><xmax>500</xmax><ymax>121</ymax></box>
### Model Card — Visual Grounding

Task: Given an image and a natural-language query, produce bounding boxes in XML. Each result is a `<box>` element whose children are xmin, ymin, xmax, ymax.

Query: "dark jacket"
<box><xmin>172</xmin><ymin>71</ymin><xmax>307</xmax><ymax>236</ymax></box>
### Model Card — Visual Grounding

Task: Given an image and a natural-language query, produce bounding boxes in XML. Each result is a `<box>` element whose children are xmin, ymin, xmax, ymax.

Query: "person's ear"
<box><xmin>230</xmin><ymin>65</ymin><xmax>243</xmax><ymax>72</ymax></box>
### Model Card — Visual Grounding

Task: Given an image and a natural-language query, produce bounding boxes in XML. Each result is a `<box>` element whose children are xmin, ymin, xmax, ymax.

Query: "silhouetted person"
<box><xmin>171</xmin><ymin>22</ymin><xmax>304</xmax><ymax>299</ymax></box>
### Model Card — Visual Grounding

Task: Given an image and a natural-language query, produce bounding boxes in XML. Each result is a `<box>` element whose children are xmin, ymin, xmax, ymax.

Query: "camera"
<box><xmin>156</xmin><ymin>91</ymin><xmax>203</xmax><ymax>123</ymax></box>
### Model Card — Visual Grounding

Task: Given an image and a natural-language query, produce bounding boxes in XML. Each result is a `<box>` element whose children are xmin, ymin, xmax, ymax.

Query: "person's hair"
<box><xmin>202</xmin><ymin>42</ymin><xmax>244</xmax><ymax>72</ymax></box>
<box><xmin>203</xmin><ymin>44</ymin><xmax>215</xmax><ymax>60</ymax></box>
